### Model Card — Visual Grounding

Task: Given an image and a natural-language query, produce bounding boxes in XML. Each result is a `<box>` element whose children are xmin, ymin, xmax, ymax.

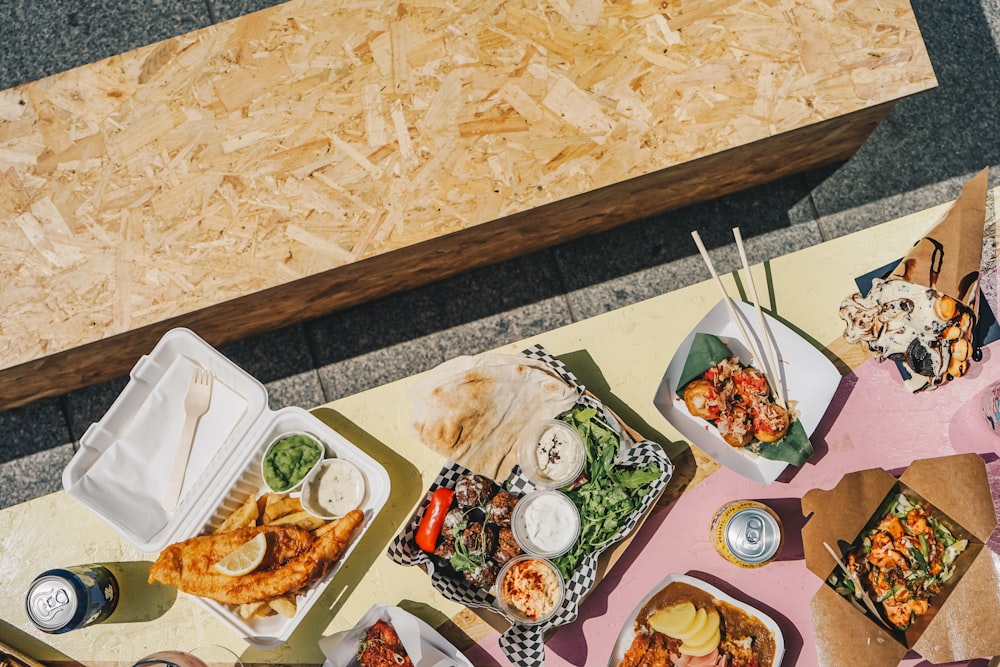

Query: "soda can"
<box><xmin>25</xmin><ymin>564</ymin><xmax>119</xmax><ymax>633</ymax></box>
<box><xmin>710</xmin><ymin>500</ymin><xmax>783</xmax><ymax>567</ymax></box>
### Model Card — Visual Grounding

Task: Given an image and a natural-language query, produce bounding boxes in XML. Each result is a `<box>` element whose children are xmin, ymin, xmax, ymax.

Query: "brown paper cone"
<box><xmin>889</xmin><ymin>167</ymin><xmax>989</xmax><ymax>311</ymax></box>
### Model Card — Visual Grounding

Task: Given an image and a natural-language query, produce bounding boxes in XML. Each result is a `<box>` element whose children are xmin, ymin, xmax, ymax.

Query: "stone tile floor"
<box><xmin>1</xmin><ymin>0</ymin><xmax>999</xmax><ymax>508</ymax></box>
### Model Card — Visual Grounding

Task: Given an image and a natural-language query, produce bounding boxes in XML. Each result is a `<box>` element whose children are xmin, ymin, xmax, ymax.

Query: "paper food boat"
<box><xmin>801</xmin><ymin>454</ymin><xmax>1000</xmax><ymax>666</ymax></box>
<box><xmin>62</xmin><ymin>327</ymin><xmax>390</xmax><ymax>647</ymax></box>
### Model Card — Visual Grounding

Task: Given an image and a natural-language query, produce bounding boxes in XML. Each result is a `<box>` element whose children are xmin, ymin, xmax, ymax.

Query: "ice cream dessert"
<box><xmin>840</xmin><ymin>278</ymin><xmax>978</xmax><ymax>392</ymax></box>
<box><xmin>839</xmin><ymin>168</ymin><xmax>989</xmax><ymax>392</ymax></box>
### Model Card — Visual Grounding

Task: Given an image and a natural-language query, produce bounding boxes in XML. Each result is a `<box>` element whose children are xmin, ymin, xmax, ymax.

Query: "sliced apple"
<box><xmin>648</xmin><ymin>601</ymin><xmax>697</xmax><ymax>637</ymax></box>
<box><xmin>682</xmin><ymin>608</ymin><xmax>720</xmax><ymax>647</ymax></box>
<box><xmin>679</xmin><ymin>625</ymin><xmax>721</xmax><ymax>657</ymax></box>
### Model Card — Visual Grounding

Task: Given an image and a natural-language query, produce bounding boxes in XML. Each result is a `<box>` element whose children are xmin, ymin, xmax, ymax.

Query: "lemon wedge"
<box><xmin>215</xmin><ymin>532</ymin><xmax>266</xmax><ymax>576</ymax></box>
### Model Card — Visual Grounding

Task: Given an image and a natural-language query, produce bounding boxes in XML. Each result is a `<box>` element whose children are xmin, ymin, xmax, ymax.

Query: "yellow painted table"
<box><xmin>0</xmin><ymin>0</ymin><xmax>936</xmax><ymax>410</ymax></box>
<box><xmin>3</xmin><ymin>188</ymin><xmax>990</xmax><ymax>666</ymax></box>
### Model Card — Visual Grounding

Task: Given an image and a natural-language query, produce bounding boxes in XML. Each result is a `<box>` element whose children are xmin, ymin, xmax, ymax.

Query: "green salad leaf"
<box><xmin>552</xmin><ymin>405</ymin><xmax>661</xmax><ymax>579</ymax></box>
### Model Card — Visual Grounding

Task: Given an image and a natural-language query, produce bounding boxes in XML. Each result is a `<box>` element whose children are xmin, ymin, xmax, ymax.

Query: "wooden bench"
<box><xmin>0</xmin><ymin>0</ymin><xmax>936</xmax><ymax>409</ymax></box>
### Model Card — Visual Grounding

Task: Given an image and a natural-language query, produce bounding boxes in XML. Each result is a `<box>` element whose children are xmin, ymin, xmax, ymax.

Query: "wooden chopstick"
<box><xmin>732</xmin><ymin>227</ymin><xmax>787</xmax><ymax>408</ymax></box>
<box><xmin>690</xmin><ymin>231</ymin><xmax>760</xmax><ymax>362</ymax></box>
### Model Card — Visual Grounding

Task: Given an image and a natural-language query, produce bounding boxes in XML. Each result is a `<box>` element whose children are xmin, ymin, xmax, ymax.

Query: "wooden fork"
<box><xmin>162</xmin><ymin>367</ymin><xmax>214</xmax><ymax>512</ymax></box>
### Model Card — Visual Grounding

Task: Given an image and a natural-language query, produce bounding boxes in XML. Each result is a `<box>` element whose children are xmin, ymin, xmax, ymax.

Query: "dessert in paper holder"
<box><xmin>839</xmin><ymin>168</ymin><xmax>990</xmax><ymax>392</ymax></box>
<box><xmin>675</xmin><ymin>332</ymin><xmax>812</xmax><ymax>467</ymax></box>
<box><xmin>801</xmin><ymin>454</ymin><xmax>1000</xmax><ymax>667</ymax></box>
<box><xmin>319</xmin><ymin>603</ymin><xmax>473</xmax><ymax>667</ymax></box>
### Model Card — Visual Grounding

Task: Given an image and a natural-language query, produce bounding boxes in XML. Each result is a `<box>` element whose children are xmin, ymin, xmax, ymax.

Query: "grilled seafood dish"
<box><xmin>682</xmin><ymin>356</ymin><xmax>789</xmax><ymax>449</ymax></box>
<box><xmin>619</xmin><ymin>580</ymin><xmax>777</xmax><ymax>667</ymax></box>
<box><xmin>829</xmin><ymin>493</ymin><xmax>968</xmax><ymax>631</ymax></box>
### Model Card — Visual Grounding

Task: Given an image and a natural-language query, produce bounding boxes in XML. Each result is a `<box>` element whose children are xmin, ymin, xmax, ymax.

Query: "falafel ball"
<box><xmin>461</xmin><ymin>521</ymin><xmax>498</xmax><ymax>557</ymax></box>
<box><xmin>433</xmin><ymin>536</ymin><xmax>457</xmax><ymax>560</ymax></box>
<box><xmin>441</xmin><ymin>507</ymin><xmax>465</xmax><ymax>540</ymax></box>
<box><xmin>463</xmin><ymin>562</ymin><xmax>499</xmax><ymax>589</ymax></box>
<box><xmin>486</xmin><ymin>490</ymin><xmax>518</xmax><ymax>527</ymax></box>
<box><xmin>455</xmin><ymin>474</ymin><xmax>498</xmax><ymax>508</ymax></box>
<box><xmin>494</xmin><ymin>526</ymin><xmax>522</xmax><ymax>565</ymax></box>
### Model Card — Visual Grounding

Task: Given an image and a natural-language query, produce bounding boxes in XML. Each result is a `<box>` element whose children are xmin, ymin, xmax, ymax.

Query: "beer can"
<box><xmin>25</xmin><ymin>564</ymin><xmax>119</xmax><ymax>633</ymax></box>
<box><xmin>710</xmin><ymin>500</ymin><xmax>783</xmax><ymax>567</ymax></box>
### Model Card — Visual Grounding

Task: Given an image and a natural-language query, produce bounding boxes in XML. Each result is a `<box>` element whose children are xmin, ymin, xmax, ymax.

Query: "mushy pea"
<box><xmin>263</xmin><ymin>434</ymin><xmax>323</xmax><ymax>492</ymax></box>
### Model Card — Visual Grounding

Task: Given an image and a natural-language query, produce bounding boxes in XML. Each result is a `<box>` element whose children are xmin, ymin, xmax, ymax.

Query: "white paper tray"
<box><xmin>653</xmin><ymin>299</ymin><xmax>841</xmax><ymax>484</ymax></box>
<box><xmin>62</xmin><ymin>327</ymin><xmax>391</xmax><ymax>647</ymax></box>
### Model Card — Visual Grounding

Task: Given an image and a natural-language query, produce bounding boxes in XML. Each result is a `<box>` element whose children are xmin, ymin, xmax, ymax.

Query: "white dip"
<box><xmin>307</xmin><ymin>459</ymin><xmax>365</xmax><ymax>518</ymax></box>
<box><xmin>535</xmin><ymin>424</ymin><xmax>583</xmax><ymax>483</ymax></box>
<box><xmin>521</xmin><ymin>492</ymin><xmax>579</xmax><ymax>555</ymax></box>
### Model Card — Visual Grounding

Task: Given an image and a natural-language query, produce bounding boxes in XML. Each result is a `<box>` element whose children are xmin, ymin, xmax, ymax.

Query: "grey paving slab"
<box><xmin>0</xmin><ymin>0</ymin><xmax>212</xmax><ymax>91</ymax></box>
<box><xmin>305</xmin><ymin>251</ymin><xmax>567</xmax><ymax>366</ymax></box>
<box><xmin>809</xmin><ymin>0</ymin><xmax>1000</xmax><ymax>226</ymax></box>
<box><xmin>565</xmin><ymin>223</ymin><xmax>825</xmax><ymax>321</ymax></box>
<box><xmin>0</xmin><ymin>443</ymin><xmax>75</xmax><ymax>509</ymax></box>
<box><xmin>315</xmin><ymin>297</ymin><xmax>574</xmax><ymax>400</ymax></box>
<box><xmin>209</xmin><ymin>0</ymin><xmax>288</xmax><ymax>23</ymax></box>
<box><xmin>0</xmin><ymin>397</ymin><xmax>70</xmax><ymax>463</ymax></box>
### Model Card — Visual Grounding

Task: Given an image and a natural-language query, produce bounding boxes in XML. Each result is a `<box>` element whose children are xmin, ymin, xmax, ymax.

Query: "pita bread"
<box><xmin>408</xmin><ymin>353</ymin><xmax>579</xmax><ymax>480</ymax></box>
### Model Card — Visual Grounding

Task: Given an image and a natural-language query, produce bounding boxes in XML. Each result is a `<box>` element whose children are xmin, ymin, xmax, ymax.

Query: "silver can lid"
<box><xmin>26</xmin><ymin>575</ymin><xmax>78</xmax><ymax>632</ymax></box>
<box><xmin>724</xmin><ymin>508</ymin><xmax>781</xmax><ymax>564</ymax></box>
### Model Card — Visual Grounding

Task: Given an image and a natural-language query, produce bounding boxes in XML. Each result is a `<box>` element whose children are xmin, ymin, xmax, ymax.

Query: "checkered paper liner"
<box><xmin>387</xmin><ymin>344</ymin><xmax>675</xmax><ymax>667</ymax></box>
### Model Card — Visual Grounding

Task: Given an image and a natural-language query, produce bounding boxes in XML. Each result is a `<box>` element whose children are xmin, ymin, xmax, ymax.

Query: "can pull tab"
<box><xmin>738</xmin><ymin>516</ymin><xmax>766</xmax><ymax>557</ymax></box>
<box><xmin>33</xmin><ymin>586</ymin><xmax>71</xmax><ymax>621</ymax></box>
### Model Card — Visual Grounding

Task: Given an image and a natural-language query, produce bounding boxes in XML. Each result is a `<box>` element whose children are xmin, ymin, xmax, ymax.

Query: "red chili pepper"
<box><xmin>415</xmin><ymin>487</ymin><xmax>455</xmax><ymax>552</ymax></box>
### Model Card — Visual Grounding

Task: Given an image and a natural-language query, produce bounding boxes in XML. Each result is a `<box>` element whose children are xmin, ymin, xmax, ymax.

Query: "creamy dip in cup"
<box><xmin>511</xmin><ymin>490</ymin><xmax>580</xmax><ymax>558</ymax></box>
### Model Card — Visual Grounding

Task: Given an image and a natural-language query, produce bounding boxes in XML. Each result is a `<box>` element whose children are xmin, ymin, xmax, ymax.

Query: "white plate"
<box><xmin>607</xmin><ymin>573</ymin><xmax>785</xmax><ymax>667</ymax></box>
<box><xmin>653</xmin><ymin>299</ymin><xmax>841</xmax><ymax>484</ymax></box>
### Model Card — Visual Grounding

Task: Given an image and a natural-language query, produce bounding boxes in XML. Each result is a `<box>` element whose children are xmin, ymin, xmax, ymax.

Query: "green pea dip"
<box><xmin>263</xmin><ymin>433</ymin><xmax>323</xmax><ymax>492</ymax></box>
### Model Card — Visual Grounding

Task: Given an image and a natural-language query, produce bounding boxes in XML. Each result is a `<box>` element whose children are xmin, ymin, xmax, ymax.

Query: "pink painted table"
<box><xmin>466</xmin><ymin>350</ymin><xmax>1000</xmax><ymax>666</ymax></box>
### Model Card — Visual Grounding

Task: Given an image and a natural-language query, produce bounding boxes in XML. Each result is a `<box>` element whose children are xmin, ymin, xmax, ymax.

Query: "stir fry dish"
<box><xmin>357</xmin><ymin>619</ymin><xmax>414</xmax><ymax>667</ymax></box>
<box><xmin>830</xmin><ymin>493</ymin><xmax>969</xmax><ymax>631</ymax></box>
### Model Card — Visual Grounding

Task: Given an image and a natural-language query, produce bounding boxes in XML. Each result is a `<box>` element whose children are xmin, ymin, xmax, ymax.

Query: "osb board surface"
<box><xmin>0</xmin><ymin>0</ymin><xmax>936</xmax><ymax>373</ymax></box>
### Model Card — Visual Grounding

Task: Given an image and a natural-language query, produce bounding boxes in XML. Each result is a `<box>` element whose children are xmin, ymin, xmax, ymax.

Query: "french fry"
<box><xmin>238</xmin><ymin>601</ymin><xmax>267</xmax><ymax>619</ymax></box>
<box><xmin>263</xmin><ymin>495</ymin><xmax>304</xmax><ymax>524</ymax></box>
<box><xmin>313</xmin><ymin>520</ymin><xmax>339</xmax><ymax>537</ymax></box>
<box><xmin>268</xmin><ymin>595</ymin><xmax>298</xmax><ymax>618</ymax></box>
<box><xmin>269</xmin><ymin>511</ymin><xmax>326</xmax><ymax>531</ymax></box>
<box><xmin>215</xmin><ymin>493</ymin><xmax>260</xmax><ymax>534</ymax></box>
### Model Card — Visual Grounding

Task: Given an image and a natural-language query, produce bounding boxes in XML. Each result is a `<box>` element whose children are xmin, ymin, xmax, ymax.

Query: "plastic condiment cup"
<box><xmin>301</xmin><ymin>457</ymin><xmax>367</xmax><ymax>519</ymax></box>
<box><xmin>494</xmin><ymin>555</ymin><xmax>565</xmax><ymax>626</ymax></box>
<box><xmin>511</xmin><ymin>490</ymin><xmax>581</xmax><ymax>559</ymax></box>
<box><xmin>260</xmin><ymin>431</ymin><xmax>325</xmax><ymax>494</ymax></box>
<box><xmin>517</xmin><ymin>419</ymin><xmax>586</xmax><ymax>490</ymax></box>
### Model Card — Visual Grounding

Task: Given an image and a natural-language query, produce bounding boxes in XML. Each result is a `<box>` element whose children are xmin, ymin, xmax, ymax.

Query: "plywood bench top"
<box><xmin>0</xmin><ymin>0</ymin><xmax>936</xmax><ymax>408</ymax></box>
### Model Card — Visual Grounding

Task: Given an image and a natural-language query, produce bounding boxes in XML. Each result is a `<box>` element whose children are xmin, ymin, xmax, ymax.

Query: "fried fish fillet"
<box><xmin>148</xmin><ymin>509</ymin><xmax>364</xmax><ymax>604</ymax></box>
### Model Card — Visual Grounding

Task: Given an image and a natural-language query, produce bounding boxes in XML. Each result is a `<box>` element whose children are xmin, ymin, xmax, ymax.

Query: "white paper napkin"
<box><xmin>319</xmin><ymin>604</ymin><xmax>469</xmax><ymax>667</ymax></box>
<box><xmin>73</xmin><ymin>355</ymin><xmax>248</xmax><ymax>541</ymax></box>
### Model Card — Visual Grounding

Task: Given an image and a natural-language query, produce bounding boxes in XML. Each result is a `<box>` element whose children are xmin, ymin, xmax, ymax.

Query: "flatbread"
<box><xmin>408</xmin><ymin>353</ymin><xmax>579</xmax><ymax>480</ymax></box>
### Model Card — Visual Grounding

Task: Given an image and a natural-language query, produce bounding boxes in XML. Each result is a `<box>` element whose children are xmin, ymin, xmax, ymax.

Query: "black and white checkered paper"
<box><xmin>387</xmin><ymin>345</ymin><xmax>674</xmax><ymax>667</ymax></box>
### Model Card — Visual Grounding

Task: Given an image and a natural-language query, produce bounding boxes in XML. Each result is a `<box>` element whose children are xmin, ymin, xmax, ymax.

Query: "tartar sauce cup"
<box><xmin>495</xmin><ymin>555</ymin><xmax>565</xmax><ymax>626</ymax></box>
<box><xmin>517</xmin><ymin>419</ymin><xmax>586</xmax><ymax>490</ymax></box>
<box><xmin>511</xmin><ymin>490</ymin><xmax>581</xmax><ymax>559</ymax></box>
<box><xmin>300</xmin><ymin>457</ymin><xmax>367</xmax><ymax>519</ymax></box>
<box><xmin>260</xmin><ymin>431</ymin><xmax>325</xmax><ymax>494</ymax></box>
